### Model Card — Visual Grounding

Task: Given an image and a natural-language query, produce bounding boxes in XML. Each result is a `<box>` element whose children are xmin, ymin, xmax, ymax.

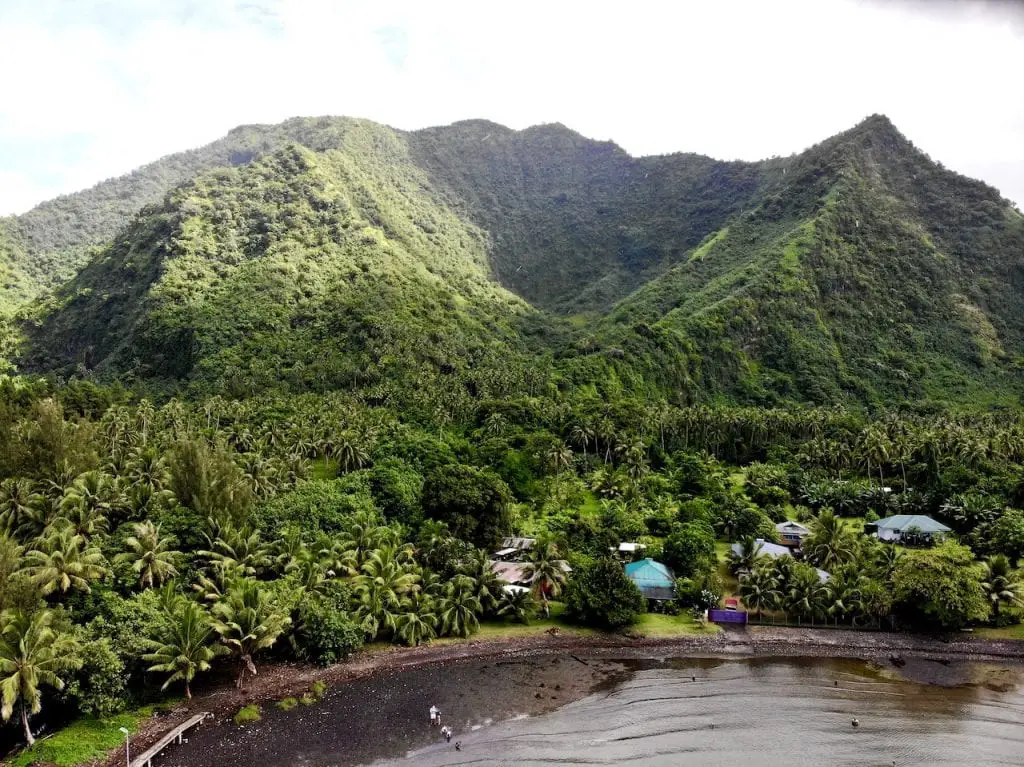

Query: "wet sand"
<box><xmin>153</xmin><ymin>654</ymin><xmax>627</xmax><ymax>767</ymax></box>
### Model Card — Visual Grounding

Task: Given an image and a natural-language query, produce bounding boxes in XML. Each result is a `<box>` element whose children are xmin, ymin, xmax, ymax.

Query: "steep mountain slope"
<box><xmin>20</xmin><ymin>120</ymin><xmax>544</xmax><ymax>408</ymax></box>
<box><xmin>3</xmin><ymin>117</ymin><xmax>408</xmax><ymax>306</ymax></box>
<box><xmin>0</xmin><ymin>220</ymin><xmax>35</xmax><ymax>312</ymax></box>
<box><xmin>582</xmin><ymin>117</ymin><xmax>1024</xmax><ymax>405</ymax></box>
<box><xmin>14</xmin><ymin>114</ymin><xmax>1024</xmax><ymax>408</ymax></box>
<box><xmin>407</xmin><ymin>121</ymin><xmax>783</xmax><ymax>312</ymax></box>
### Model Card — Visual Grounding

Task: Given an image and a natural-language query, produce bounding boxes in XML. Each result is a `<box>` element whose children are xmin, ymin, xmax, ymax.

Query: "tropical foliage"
<box><xmin>0</xmin><ymin>112</ymin><xmax>1023</xmax><ymax>752</ymax></box>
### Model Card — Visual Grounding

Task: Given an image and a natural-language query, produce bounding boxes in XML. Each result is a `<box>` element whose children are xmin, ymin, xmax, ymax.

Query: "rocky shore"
<box><xmin>102</xmin><ymin>627</ymin><xmax>1024</xmax><ymax>767</ymax></box>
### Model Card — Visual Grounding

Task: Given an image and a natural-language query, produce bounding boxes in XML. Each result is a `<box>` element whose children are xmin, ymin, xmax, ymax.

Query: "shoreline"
<box><xmin>98</xmin><ymin>627</ymin><xmax>1023</xmax><ymax>767</ymax></box>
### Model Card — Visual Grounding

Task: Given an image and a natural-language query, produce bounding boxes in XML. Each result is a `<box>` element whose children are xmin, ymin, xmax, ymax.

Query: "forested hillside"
<box><xmin>3</xmin><ymin>117</ymin><xmax>415</xmax><ymax>305</ymax></box>
<box><xmin>21</xmin><ymin>122</ymin><xmax>551</xmax><ymax>414</ymax></box>
<box><xmin>407</xmin><ymin>120</ymin><xmax>783</xmax><ymax>311</ymax></box>
<box><xmin>587</xmin><ymin>117</ymin><xmax>1024</xmax><ymax>405</ymax></box>
<box><xmin>17</xmin><ymin>114</ymin><xmax>1024</xmax><ymax>409</ymax></box>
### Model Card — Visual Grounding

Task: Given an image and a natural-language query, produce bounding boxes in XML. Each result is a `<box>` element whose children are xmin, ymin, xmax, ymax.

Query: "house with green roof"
<box><xmin>866</xmin><ymin>514</ymin><xmax>951</xmax><ymax>544</ymax></box>
<box><xmin>624</xmin><ymin>558</ymin><xmax>676</xmax><ymax>602</ymax></box>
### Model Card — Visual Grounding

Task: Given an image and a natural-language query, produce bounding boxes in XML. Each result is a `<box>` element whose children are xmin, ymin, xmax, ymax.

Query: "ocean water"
<box><xmin>371</xmin><ymin>657</ymin><xmax>1024</xmax><ymax>767</ymax></box>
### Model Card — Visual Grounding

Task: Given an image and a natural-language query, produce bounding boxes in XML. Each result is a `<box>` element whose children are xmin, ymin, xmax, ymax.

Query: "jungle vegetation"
<box><xmin>1</xmin><ymin>113</ymin><xmax>1023</xmax><ymax>753</ymax></box>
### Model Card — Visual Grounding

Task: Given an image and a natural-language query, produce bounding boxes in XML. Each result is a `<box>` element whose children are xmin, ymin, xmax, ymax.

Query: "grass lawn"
<box><xmin>633</xmin><ymin>612</ymin><xmax>720</xmax><ymax>637</ymax></box>
<box><xmin>974</xmin><ymin>625</ymin><xmax>1024</xmax><ymax>640</ymax></box>
<box><xmin>714</xmin><ymin>541</ymin><xmax>740</xmax><ymax>598</ymax></box>
<box><xmin>841</xmin><ymin>516</ymin><xmax>867</xmax><ymax>534</ymax></box>
<box><xmin>309</xmin><ymin>457</ymin><xmax>339</xmax><ymax>480</ymax></box>
<box><xmin>6</xmin><ymin>707</ymin><xmax>156</xmax><ymax>767</ymax></box>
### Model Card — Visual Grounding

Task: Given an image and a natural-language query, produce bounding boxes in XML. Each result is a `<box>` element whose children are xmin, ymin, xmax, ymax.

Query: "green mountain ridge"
<box><xmin>13</xmin><ymin>114</ymin><xmax>1024</xmax><ymax>408</ymax></box>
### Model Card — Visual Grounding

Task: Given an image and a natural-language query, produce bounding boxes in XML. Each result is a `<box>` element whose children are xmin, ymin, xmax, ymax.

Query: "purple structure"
<box><xmin>708</xmin><ymin>609</ymin><xmax>748</xmax><ymax>625</ymax></box>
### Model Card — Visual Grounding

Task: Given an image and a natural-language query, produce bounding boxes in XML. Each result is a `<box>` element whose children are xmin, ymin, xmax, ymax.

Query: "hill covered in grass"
<box><xmin>14</xmin><ymin>114</ymin><xmax>1024</xmax><ymax>408</ymax></box>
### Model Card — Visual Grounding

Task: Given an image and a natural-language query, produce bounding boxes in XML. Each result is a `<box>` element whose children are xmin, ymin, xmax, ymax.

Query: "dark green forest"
<box><xmin>2</xmin><ymin>113</ymin><xmax>1024</xmax><ymax>757</ymax></box>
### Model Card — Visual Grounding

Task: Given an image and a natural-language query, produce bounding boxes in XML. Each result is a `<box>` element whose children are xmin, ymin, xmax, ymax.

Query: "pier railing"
<box><xmin>129</xmin><ymin>712</ymin><xmax>210</xmax><ymax>767</ymax></box>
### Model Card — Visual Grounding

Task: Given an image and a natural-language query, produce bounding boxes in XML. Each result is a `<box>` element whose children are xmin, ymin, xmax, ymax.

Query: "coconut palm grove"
<box><xmin>1</xmin><ymin>113</ymin><xmax>1024</xmax><ymax>759</ymax></box>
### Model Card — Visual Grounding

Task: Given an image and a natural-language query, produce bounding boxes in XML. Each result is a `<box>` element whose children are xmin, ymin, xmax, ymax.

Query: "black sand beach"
<box><xmin>117</xmin><ymin>627</ymin><xmax>1024</xmax><ymax>767</ymax></box>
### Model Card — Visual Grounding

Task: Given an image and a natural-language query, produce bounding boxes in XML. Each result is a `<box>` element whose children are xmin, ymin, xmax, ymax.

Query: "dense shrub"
<box><xmin>564</xmin><ymin>558</ymin><xmax>646</xmax><ymax>630</ymax></box>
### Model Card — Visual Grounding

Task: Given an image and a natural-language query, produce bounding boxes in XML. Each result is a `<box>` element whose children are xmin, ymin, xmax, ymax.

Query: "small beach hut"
<box><xmin>624</xmin><ymin>558</ymin><xmax>676</xmax><ymax>602</ymax></box>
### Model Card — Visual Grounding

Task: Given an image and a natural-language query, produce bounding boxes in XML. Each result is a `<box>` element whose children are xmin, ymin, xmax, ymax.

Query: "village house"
<box><xmin>866</xmin><ymin>514</ymin><xmax>950</xmax><ymax>544</ymax></box>
<box><xmin>624</xmin><ymin>558</ymin><xmax>676</xmax><ymax>602</ymax></box>
<box><xmin>731</xmin><ymin>539</ymin><xmax>830</xmax><ymax>583</ymax></box>
<box><xmin>775</xmin><ymin>520</ymin><xmax>810</xmax><ymax>547</ymax></box>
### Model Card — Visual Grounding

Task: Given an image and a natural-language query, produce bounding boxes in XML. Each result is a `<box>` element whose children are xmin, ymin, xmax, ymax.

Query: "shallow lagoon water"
<box><xmin>160</xmin><ymin>656</ymin><xmax>1024</xmax><ymax>767</ymax></box>
<box><xmin>372</xmin><ymin>657</ymin><xmax>1024</xmax><ymax>767</ymax></box>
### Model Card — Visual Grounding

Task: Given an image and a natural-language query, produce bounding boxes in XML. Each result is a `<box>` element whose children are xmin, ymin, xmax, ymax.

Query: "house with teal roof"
<box><xmin>624</xmin><ymin>558</ymin><xmax>676</xmax><ymax>601</ymax></box>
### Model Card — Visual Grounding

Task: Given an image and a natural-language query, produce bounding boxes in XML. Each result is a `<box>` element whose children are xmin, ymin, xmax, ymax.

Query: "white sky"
<box><xmin>0</xmin><ymin>0</ymin><xmax>1022</xmax><ymax>215</ymax></box>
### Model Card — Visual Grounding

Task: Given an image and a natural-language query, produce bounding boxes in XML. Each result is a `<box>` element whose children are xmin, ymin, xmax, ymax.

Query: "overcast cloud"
<box><xmin>0</xmin><ymin>0</ymin><xmax>1021</xmax><ymax>215</ymax></box>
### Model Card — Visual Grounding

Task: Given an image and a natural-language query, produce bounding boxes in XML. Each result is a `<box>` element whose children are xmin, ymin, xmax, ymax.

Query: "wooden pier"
<box><xmin>129</xmin><ymin>712</ymin><xmax>209</xmax><ymax>767</ymax></box>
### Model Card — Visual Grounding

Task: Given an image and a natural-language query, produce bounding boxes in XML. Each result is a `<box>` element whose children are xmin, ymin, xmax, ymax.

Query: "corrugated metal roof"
<box><xmin>871</xmin><ymin>515</ymin><xmax>950</xmax><ymax>533</ymax></box>
<box><xmin>730</xmin><ymin>540</ymin><xmax>830</xmax><ymax>582</ymax></box>
<box><xmin>490</xmin><ymin>561</ymin><xmax>530</xmax><ymax>585</ymax></box>
<box><xmin>732</xmin><ymin>540</ymin><xmax>791</xmax><ymax>558</ymax></box>
<box><xmin>776</xmin><ymin>521</ymin><xmax>809</xmax><ymax>534</ymax></box>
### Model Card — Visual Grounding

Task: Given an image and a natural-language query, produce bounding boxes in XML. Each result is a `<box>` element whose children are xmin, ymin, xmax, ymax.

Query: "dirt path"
<box><xmin>99</xmin><ymin>627</ymin><xmax>1024</xmax><ymax>767</ymax></box>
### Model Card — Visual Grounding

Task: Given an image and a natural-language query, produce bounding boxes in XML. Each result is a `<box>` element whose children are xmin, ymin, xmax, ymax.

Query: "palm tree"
<box><xmin>460</xmin><ymin>549</ymin><xmax>503</xmax><ymax>614</ymax></box>
<box><xmin>353</xmin><ymin>546</ymin><xmax>418</xmax><ymax>639</ymax></box>
<box><xmin>981</xmin><ymin>555</ymin><xmax>1022</xmax><ymax>623</ymax></box>
<box><xmin>23</xmin><ymin>528</ymin><xmax>108</xmax><ymax>596</ymax></box>
<box><xmin>871</xmin><ymin>543</ymin><xmax>902</xmax><ymax>583</ymax></box>
<box><xmin>825</xmin><ymin>569</ymin><xmax>868</xmax><ymax>623</ymax></box>
<box><xmin>340</xmin><ymin>512</ymin><xmax>395</xmax><ymax>569</ymax></box>
<box><xmin>14</xmin><ymin>496</ymin><xmax>61</xmax><ymax>542</ymax></box>
<box><xmin>437</xmin><ymin>575</ymin><xmax>482</xmax><ymax>638</ymax></box>
<box><xmin>200</xmin><ymin>525</ymin><xmax>272</xmax><ymax>577</ymax></box>
<box><xmin>0</xmin><ymin>536</ymin><xmax>25</xmax><ymax>610</ymax></box>
<box><xmin>144</xmin><ymin>600</ymin><xmax>224</xmax><ymax>699</ymax></box>
<box><xmin>127</xmin><ymin>446</ymin><xmax>171</xmax><ymax>494</ymax></box>
<box><xmin>0</xmin><ymin>609</ymin><xmax>82</xmax><ymax>745</ymax></box>
<box><xmin>727</xmin><ymin>537</ymin><xmax>764</xmax><ymax>576</ymax></box>
<box><xmin>803</xmin><ymin>510</ymin><xmax>858</xmax><ymax>570</ymax></box>
<box><xmin>569</xmin><ymin>421</ymin><xmax>594</xmax><ymax>461</ymax></box>
<box><xmin>521</xmin><ymin>541</ymin><xmax>568</xmax><ymax>618</ymax></box>
<box><xmin>394</xmin><ymin>593</ymin><xmax>438</xmax><ymax>647</ymax></box>
<box><xmin>739</xmin><ymin>566</ymin><xmax>779</xmax><ymax>619</ymax></box>
<box><xmin>782</xmin><ymin>566</ymin><xmax>829</xmax><ymax>622</ymax></box>
<box><xmin>333</xmin><ymin>431</ymin><xmax>369</xmax><ymax>474</ymax></box>
<box><xmin>545</xmin><ymin>442</ymin><xmax>574</xmax><ymax>475</ymax></box>
<box><xmin>192</xmin><ymin>560</ymin><xmax>246</xmax><ymax>603</ymax></box>
<box><xmin>59</xmin><ymin>470</ymin><xmax>121</xmax><ymax>535</ymax></box>
<box><xmin>0</xmin><ymin>479</ymin><xmax>41</xmax><ymax>535</ymax></box>
<box><xmin>496</xmin><ymin>588</ymin><xmax>536</xmax><ymax>624</ymax></box>
<box><xmin>482</xmin><ymin>412</ymin><xmax>508</xmax><ymax>437</ymax></box>
<box><xmin>212</xmin><ymin>579</ymin><xmax>291</xmax><ymax>688</ymax></box>
<box><xmin>116</xmin><ymin>521</ymin><xmax>181</xmax><ymax>589</ymax></box>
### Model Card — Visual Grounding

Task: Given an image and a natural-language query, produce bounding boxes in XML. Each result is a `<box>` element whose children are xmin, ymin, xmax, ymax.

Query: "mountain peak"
<box><xmin>845</xmin><ymin>113</ymin><xmax>911</xmax><ymax>152</ymax></box>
